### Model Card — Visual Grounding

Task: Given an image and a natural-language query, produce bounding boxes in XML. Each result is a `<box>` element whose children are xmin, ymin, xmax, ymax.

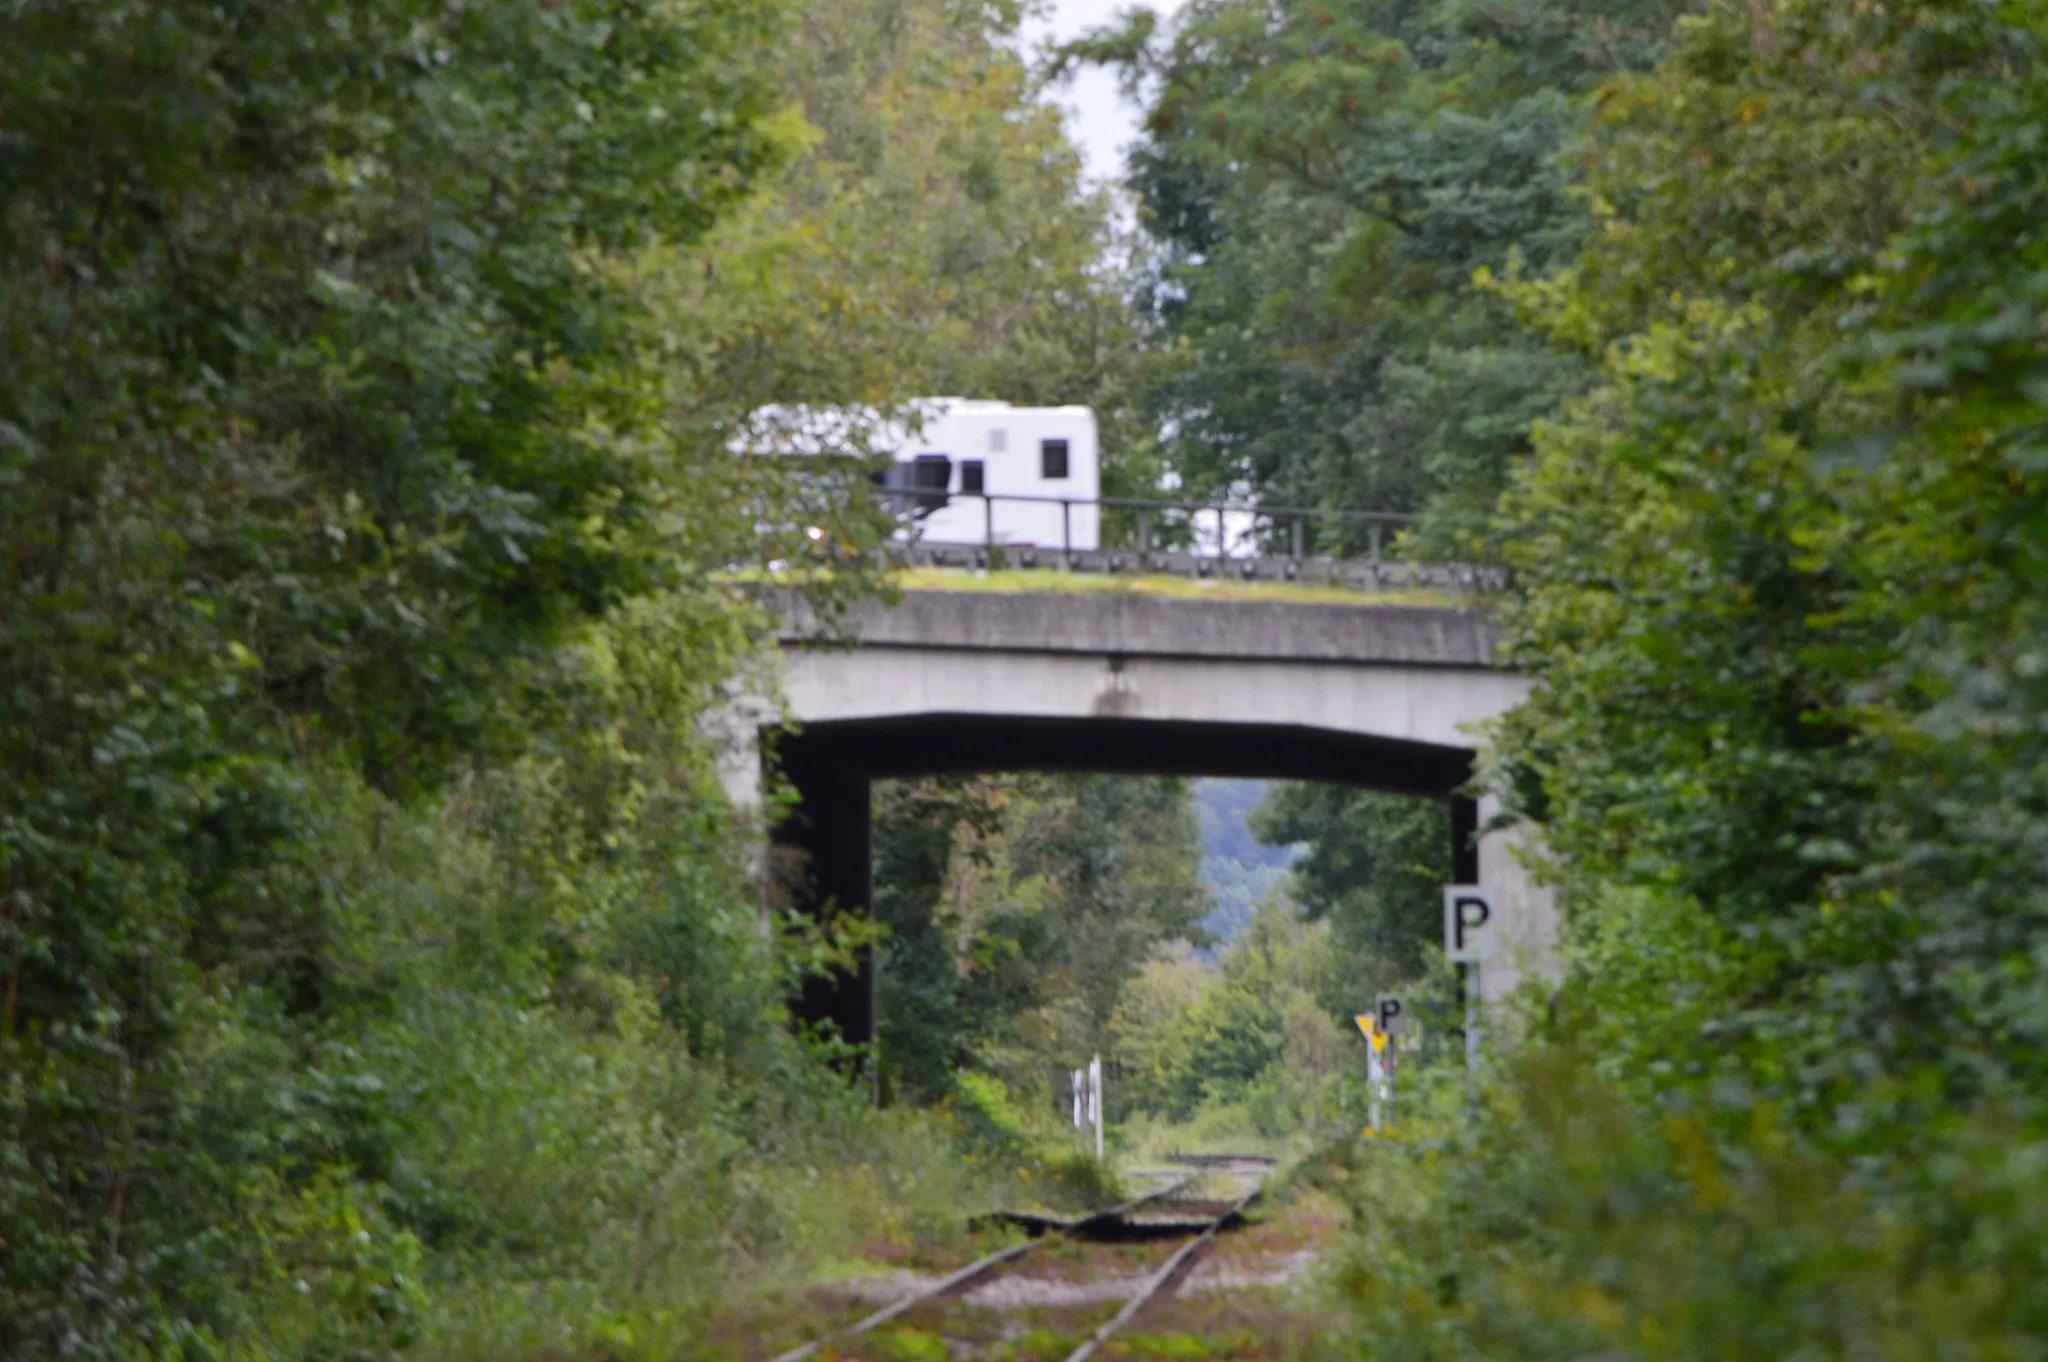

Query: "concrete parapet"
<box><xmin>773</xmin><ymin>589</ymin><xmax>1504</xmax><ymax>669</ymax></box>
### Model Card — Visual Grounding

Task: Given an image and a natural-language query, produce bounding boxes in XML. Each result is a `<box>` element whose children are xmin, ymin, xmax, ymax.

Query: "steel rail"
<box><xmin>765</xmin><ymin>1238</ymin><xmax>1036</xmax><ymax>1362</ymax></box>
<box><xmin>1002</xmin><ymin>1173</ymin><xmax>1194</xmax><ymax>1238</ymax></box>
<box><xmin>1060</xmin><ymin>1179</ymin><xmax>1266</xmax><ymax>1362</ymax></box>
<box><xmin>764</xmin><ymin>1176</ymin><xmax>1194</xmax><ymax>1362</ymax></box>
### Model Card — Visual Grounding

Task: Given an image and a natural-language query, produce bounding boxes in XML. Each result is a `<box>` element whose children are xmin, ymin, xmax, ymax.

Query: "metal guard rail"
<box><xmin>881</xmin><ymin>490</ymin><xmax>1417</xmax><ymax>565</ymax></box>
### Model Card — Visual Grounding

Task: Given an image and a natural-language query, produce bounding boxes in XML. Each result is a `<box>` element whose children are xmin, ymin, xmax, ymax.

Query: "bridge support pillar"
<box><xmin>1451</xmin><ymin>794</ymin><xmax>1481</xmax><ymax>884</ymax></box>
<box><xmin>768</xmin><ymin>742</ymin><xmax>876</xmax><ymax>1048</ymax></box>
<box><xmin>1475</xmin><ymin>794</ymin><xmax>1556</xmax><ymax>1002</ymax></box>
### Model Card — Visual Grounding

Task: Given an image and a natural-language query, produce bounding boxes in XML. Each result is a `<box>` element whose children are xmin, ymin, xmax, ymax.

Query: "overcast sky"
<box><xmin>1018</xmin><ymin>0</ymin><xmax>1187</xmax><ymax>188</ymax></box>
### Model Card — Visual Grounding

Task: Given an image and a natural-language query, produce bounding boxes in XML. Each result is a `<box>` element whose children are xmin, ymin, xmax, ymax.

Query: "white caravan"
<box><xmin>881</xmin><ymin>400</ymin><xmax>1100</xmax><ymax>551</ymax></box>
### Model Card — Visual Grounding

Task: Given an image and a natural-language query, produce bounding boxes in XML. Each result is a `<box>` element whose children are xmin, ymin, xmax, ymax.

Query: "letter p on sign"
<box><xmin>1443</xmin><ymin>886</ymin><xmax>1500</xmax><ymax>963</ymax></box>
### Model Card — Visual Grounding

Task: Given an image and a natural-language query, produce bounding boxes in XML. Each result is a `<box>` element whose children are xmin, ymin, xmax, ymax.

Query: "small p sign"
<box><xmin>1376</xmin><ymin>995</ymin><xmax>1406</xmax><ymax>1037</ymax></box>
<box><xmin>1443</xmin><ymin>886</ymin><xmax>1499</xmax><ymax>962</ymax></box>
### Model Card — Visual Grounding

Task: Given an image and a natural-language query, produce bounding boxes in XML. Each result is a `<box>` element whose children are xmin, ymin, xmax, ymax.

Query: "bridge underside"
<box><xmin>770</xmin><ymin>712</ymin><xmax>1481</xmax><ymax>1047</ymax></box>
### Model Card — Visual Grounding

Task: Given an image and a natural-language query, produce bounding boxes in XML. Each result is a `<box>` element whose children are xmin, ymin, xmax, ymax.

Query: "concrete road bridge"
<box><xmin>720</xmin><ymin>587</ymin><xmax>1552</xmax><ymax>1045</ymax></box>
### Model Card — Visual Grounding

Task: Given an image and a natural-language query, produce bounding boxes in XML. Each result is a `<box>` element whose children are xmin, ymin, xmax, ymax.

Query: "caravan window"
<box><xmin>1040</xmin><ymin>438</ymin><xmax>1070</xmax><ymax>480</ymax></box>
<box><xmin>988</xmin><ymin>429</ymin><xmax>1008</xmax><ymax>454</ymax></box>
<box><xmin>960</xmin><ymin>459</ymin><xmax>985</xmax><ymax>494</ymax></box>
<box><xmin>881</xmin><ymin>454</ymin><xmax>953</xmax><ymax>519</ymax></box>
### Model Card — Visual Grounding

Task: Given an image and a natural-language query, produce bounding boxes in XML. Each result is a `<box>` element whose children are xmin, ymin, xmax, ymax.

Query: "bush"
<box><xmin>1037</xmin><ymin>1150</ymin><xmax>1128</xmax><ymax>1213</ymax></box>
<box><xmin>1336</xmin><ymin>1049</ymin><xmax>2048</xmax><ymax>1361</ymax></box>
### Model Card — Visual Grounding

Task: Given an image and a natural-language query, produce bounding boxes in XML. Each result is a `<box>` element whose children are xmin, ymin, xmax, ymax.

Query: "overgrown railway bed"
<box><xmin>764</xmin><ymin>1156</ymin><xmax>1278</xmax><ymax>1362</ymax></box>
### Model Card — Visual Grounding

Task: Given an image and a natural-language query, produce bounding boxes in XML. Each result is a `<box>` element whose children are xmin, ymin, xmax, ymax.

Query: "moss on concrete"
<box><xmin>886</xmin><ymin>567</ymin><xmax>1466</xmax><ymax>608</ymax></box>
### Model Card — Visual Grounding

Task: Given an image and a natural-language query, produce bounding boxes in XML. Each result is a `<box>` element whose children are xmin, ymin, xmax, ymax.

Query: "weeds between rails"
<box><xmin>765</xmin><ymin>1156</ymin><xmax>1275</xmax><ymax>1362</ymax></box>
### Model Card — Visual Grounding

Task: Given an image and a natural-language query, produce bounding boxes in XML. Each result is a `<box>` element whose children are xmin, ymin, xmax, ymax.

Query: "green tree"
<box><xmin>872</xmin><ymin>777</ymin><xmax>1016</xmax><ymax>1104</ymax></box>
<box><xmin>872</xmin><ymin>775</ymin><xmax>1211</xmax><ymax>1107</ymax></box>
<box><xmin>0</xmin><ymin>0</ymin><xmax>813</xmax><ymax>1350</ymax></box>
<box><xmin>1071</xmin><ymin>0</ymin><xmax>1689</xmax><ymax>556</ymax></box>
<box><xmin>1107</xmin><ymin>900</ymin><xmax>1348</xmax><ymax>1129</ymax></box>
<box><xmin>1490</xmin><ymin>0</ymin><xmax>2048</xmax><ymax>1121</ymax></box>
<box><xmin>647</xmin><ymin>0</ymin><xmax>1143</xmax><ymax>450</ymax></box>
<box><xmin>1251</xmin><ymin>786</ymin><xmax>1450</xmax><ymax>1006</ymax></box>
<box><xmin>1325</xmin><ymin>5</ymin><xmax>2048</xmax><ymax>1359</ymax></box>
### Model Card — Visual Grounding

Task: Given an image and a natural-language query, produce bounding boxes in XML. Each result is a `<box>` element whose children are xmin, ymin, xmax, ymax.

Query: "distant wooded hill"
<box><xmin>1193</xmin><ymin>779</ymin><xmax>1301</xmax><ymax>945</ymax></box>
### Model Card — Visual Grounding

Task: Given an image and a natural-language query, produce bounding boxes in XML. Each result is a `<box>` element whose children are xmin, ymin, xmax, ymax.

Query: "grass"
<box><xmin>884</xmin><ymin>567</ymin><xmax>1467</xmax><ymax>608</ymax></box>
<box><xmin>1117</xmin><ymin>1114</ymin><xmax>1306</xmax><ymax>1170</ymax></box>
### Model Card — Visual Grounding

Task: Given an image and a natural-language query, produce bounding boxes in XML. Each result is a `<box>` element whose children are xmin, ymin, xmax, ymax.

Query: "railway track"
<box><xmin>766</xmin><ymin>1155</ymin><xmax>1275</xmax><ymax>1362</ymax></box>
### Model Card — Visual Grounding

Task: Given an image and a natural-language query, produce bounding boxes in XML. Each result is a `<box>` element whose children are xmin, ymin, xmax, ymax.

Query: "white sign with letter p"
<box><xmin>1443</xmin><ymin>886</ymin><xmax>1499</xmax><ymax>963</ymax></box>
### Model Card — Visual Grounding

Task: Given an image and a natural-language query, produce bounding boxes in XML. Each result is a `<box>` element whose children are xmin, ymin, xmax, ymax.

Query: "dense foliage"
<box><xmin>0</xmin><ymin>0</ymin><xmax>1129</xmax><ymax>1353</ymax></box>
<box><xmin>656</xmin><ymin>0</ymin><xmax>1145</xmax><ymax>466</ymax></box>
<box><xmin>1112</xmin><ymin>906</ymin><xmax>1354</xmax><ymax>1134</ymax></box>
<box><xmin>867</xmin><ymin>770</ymin><xmax>1454</xmax><ymax>1142</ymax></box>
<box><xmin>17</xmin><ymin>0</ymin><xmax>2048</xmax><ymax>1352</ymax></box>
<box><xmin>872</xmin><ymin>775</ymin><xmax>1211</xmax><ymax>1109</ymax></box>
<box><xmin>1</xmin><ymin>0</ymin><xmax>786</xmax><ymax>1350</ymax></box>
<box><xmin>1069</xmin><ymin>0</ymin><xmax>1686</xmax><ymax>555</ymax></box>
<box><xmin>1085</xmin><ymin>782</ymin><xmax>1450</xmax><ymax>1136</ymax></box>
<box><xmin>1492</xmin><ymin>0</ymin><xmax>2048</xmax><ymax>1132</ymax></box>
<box><xmin>1320</xmin><ymin>0</ymin><xmax>2048</xmax><ymax>1356</ymax></box>
<box><xmin>1250</xmin><ymin>785</ymin><xmax>1450</xmax><ymax>998</ymax></box>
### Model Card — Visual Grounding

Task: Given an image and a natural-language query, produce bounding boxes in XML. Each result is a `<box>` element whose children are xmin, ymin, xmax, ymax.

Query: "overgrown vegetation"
<box><xmin>1113</xmin><ymin>789</ymin><xmax>1453</xmax><ymax>1139</ymax></box>
<box><xmin>873</xmin><ymin>774</ymin><xmax>1211</xmax><ymax>1111</ymax></box>
<box><xmin>0</xmin><ymin>0</ymin><xmax>1124</xmax><ymax>1353</ymax></box>
<box><xmin>15</xmin><ymin>0</ymin><xmax>2048</xmax><ymax>1352</ymax></box>
<box><xmin>868</xmin><ymin>769</ymin><xmax>1454</xmax><ymax>1150</ymax></box>
<box><xmin>1261</xmin><ymin>0</ymin><xmax>2048</xmax><ymax>1354</ymax></box>
<box><xmin>1076</xmin><ymin>0</ymin><xmax>2048</xmax><ymax>1353</ymax></box>
<box><xmin>1062</xmin><ymin>0</ymin><xmax>1685</xmax><ymax>556</ymax></box>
